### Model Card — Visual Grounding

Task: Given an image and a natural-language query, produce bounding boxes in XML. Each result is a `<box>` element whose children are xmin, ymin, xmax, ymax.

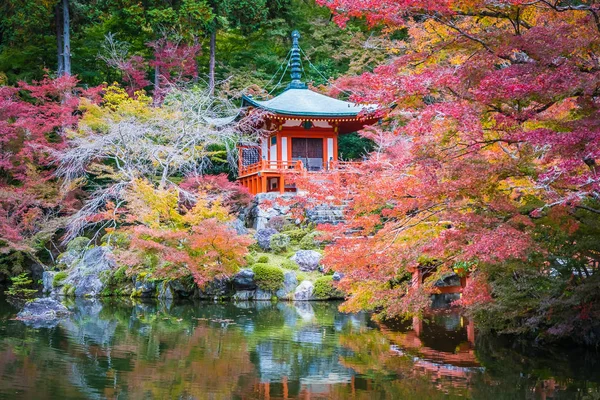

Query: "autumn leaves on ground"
<box><xmin>2</xmin><ymin>0</ymin><xmax>600</xmax><ymax>346</ymax></box>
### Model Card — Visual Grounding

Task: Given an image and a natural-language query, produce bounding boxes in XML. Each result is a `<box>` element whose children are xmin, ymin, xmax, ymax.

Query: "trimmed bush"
<box><xmin>286</xmin><ymin>229</ymin><xmax>309</xmax><ymax>243</ymax></box>
<box><xmin>299</xmin><ymin>231</ymin><xmax>320</xmax><ymax>250</ymax></box>
<box><xmin>257</xmin><ymin>255</ymin><xmax>269</xmax><ymax>263</ymax></box>
<box><xmin>245</xmin><ymin>254</ymin><xmax>256</xmax><ymax>265</ymax></box>
<box><xmin>313</xmin><ymin>276</ymin><xmax>344</xmax><ymax>299</ymax></box>
<box><xmin>270</xmin><ymin>233</ymin><xmax>291</xmax><ymax>253</ymax></box>
<box><xmin>281</xmin><ymin>259</ymin><xmax>299</xmax><ymax>270</ymax></box>
<box><xmin>252</xmin><ymin>263</ymin><xmax>285</xmax><ymax>292</ymax></box>
<box><xmin>53</xmin><ymin>271</ymin><xmax>68</xmax><ymax>287</ymax></box>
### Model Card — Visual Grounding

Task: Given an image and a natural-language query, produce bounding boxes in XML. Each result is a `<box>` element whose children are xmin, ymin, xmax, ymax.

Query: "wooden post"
<box><xmin>411</xmin><ymin>269</ymin><xmax>421</xmax><ymax>289</ymax></box>
<box><xmin>279</xmin><ymin>175</ymin><xmax>285</xmax><ymax>194</ymax></box>
<box><xmin>261</xmin><ymin>176</ymin><xmax>267</xmax><ymax>193</ymax></box>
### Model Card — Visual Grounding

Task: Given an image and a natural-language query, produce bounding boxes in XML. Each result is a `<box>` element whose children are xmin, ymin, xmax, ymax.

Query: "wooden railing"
<box><xmin>239</xmin><ymin>159</ymin><xmax>362</xmax><ymax>177</ymax></box>
<box><xmin>239</xmin><ymin>160</ymin><xmax>305</xmax><ymax>177</ymax></box>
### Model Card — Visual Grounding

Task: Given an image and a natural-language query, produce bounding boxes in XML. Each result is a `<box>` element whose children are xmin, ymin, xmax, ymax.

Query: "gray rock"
<box><xmin>233</xmin><ymin>269</ymin><xmax>257</xmax><ymax>291</ymax></box>
<box><xmin>254</xmin><ymin>289</ymin><xmax>273</xmax><ymax>300</ymax></box>
<box><xmin>42</xmin><ymin>271</ymin><xmax>57</xmax><ymax>294</ymax></box>
<box><xmin>255</xmin><ymin>228</ymin><xmax>278</xmax><ymax>250</ymax></box>
<box><xmin>246</xmin><ymin>192</ymin><xmax>294</xmax><ymax>230</ymax></box>
<box><xmin>276</xmin><ymin>271</ymin><xmax>298</xmax><ymax>299</ymax></box>
<box><xmin>230</xmin><ymin>218</ymin><xmax>248</xmax><ymax>235</ymax></box>
<box><xmin>60</xmin><ymin>246</ymin><xmax>115</xmax><ymax>297</ymax></box>
<box><xmin>293</xmin><ymin>280</ymin><xmax>314</xmax><ymax>301</ymax></box>
<box><xmin>233</xmin><ymin>290</ymin><xmax>254</xmax><ymax>301</ymax></box>
<box><xmin>16</xmin><ymin>298</ymin><xmax>70</xmax><ymax>328</ymax></box>
<box><xmin>197</xmin><ymin>277</ymin><xmax>233</xmax><ymax>299</ymax></box>
<box><xmin>157</xmin><ymin>281</ymin><xmax>174</xmax><ymax>300</ymax></box>
<box><xmin>332</xmin><ymin>272</ymin><xmax>344</xmax><ymax>282</ymax></box>
<box><xmin>134</xmin><ymin>277</ymin><xmax>156</xmax><ymax>297</ymax></box>
<box><xmin>291</xmin><ymin>250</ymin><xmax>322</xmax><ymax>272</ymax></box>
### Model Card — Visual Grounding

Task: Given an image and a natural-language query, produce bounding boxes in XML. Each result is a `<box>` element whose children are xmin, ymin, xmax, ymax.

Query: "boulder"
<box><xmin>276</xmin><ymin>271</ymin><xmax>298</xmax><ymax>299</ymax></box>
<box><xmin>230</xmin><ymin>218</ymin><xmax>248</xmax><ymax>235</ymax></box>
<box><xmin>16</xmin><ymin>298</ymin><xmax>70</xmax><ymax>328</ymax></box>
<box><xmin>254</xmin><ymin>289</ymin><xmax>273</xmax><ymax>300</ymax></box>
<box><xmin>332</xmin><ymin>272</ymin><xmax>344</xmax><ymax>282</ymax></box>
<box><xmin>293</xmin><ymin>280</ymin><xmax>314</xmax><ymax>301</ymax></box>
<box><xmin>157</xmin><ymin>281</ymin><xmax>174</xmax><ymax>300</ymax></box>
<box><xmin>255</xmin><ymin>228</ymin><xmax>278</xmax><ymax>250</ymax></box>
<box><xmin>197</xmin><ymin>277</ymin><xmax>233</xmax><ymax>299</ymax></box>
<box><xmin>291</xmin><ymin>250</ymin><xmax>322</xmax><ymax>272</ymax></box>
<box><xmin>233</xmin><ymin>290</ymin><xmax>254</xmax><ymax>301</ymax></box>
<box><xmin>133</xmin><ymin>277</ymin><xmax>156</xmax><ymax>297</ymax></box>
<box><xmin>42</xmin><ymin>271</ymin><xmax>57</xmax><ymax>294</ymax></box>
<box><xmin>53</xmin><ymin>246</ymin><xmax>115</xmax><ymax>297</ymax></box>
<box><xmin>233</xmin><ymin>269</ymin><xmax>257</xmax><ymax>291</ymax></box>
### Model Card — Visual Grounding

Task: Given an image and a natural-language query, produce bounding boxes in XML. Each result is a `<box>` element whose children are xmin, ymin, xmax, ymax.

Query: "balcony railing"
<box><xmin>238</xmin><ymin>159</ymin><xmax>361</xmax><ymax>177</ymax></box>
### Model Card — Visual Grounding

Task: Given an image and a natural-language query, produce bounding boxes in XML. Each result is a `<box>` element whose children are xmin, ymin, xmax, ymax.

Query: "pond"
<box><xmin>0</xmin><ymin>297</ymin><xmax>599</xmax><ymax>399</ymax></box>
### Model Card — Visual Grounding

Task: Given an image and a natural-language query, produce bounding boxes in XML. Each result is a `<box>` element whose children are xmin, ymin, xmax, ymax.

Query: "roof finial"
<box><xmin>288</xmin><ymin>30</ymin><xmax>307</xmax><ymax>89</ymax></box>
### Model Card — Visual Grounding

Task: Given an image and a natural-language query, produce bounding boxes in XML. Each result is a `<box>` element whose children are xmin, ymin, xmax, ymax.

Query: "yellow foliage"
<box><xmin>125</xmin><ymin>179</ymin><xmax>231</xmax><ymax>229</ymax></box>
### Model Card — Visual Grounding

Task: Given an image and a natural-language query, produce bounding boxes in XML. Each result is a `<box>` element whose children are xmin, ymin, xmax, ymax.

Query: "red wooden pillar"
<box><xmin>467</xmin><ymin>318</ymin><xmax>475</xmax><ymax>345</ymax></box>
<box><xmin>261</xmin><ymin>175</ymin><xmax>267</xmax><ymax>193</ymax></box>
<box><xmin>279</xmin><ymin>175</ymin><xmax>285</xmax><ymax>193</ymax></box>
<box><xmin>411</xmin><ymin>269</ymin><xmax>421</xmax><ymax>289</ymax></box>
<box><xmin>412</xmin><ymin>316</ymin><xmax>423</xmax><ymax>336</ymax></box>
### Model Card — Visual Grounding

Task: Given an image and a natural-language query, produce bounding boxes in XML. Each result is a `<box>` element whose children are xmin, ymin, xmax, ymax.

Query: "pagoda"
<box><xmin>237</xmin><ymin>31</ymin><xmax>378</xmax><ymax>195</ymax></box>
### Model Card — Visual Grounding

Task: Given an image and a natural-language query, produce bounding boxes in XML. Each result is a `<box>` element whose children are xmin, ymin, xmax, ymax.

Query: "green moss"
<box><xmin>245</xmin><ymin>254</ymin><xmax>256</xmax><ymax>265</ymax></box>
<box><xmin>270</xmin><ymin>233</ymin><xmax>291</xmax><ymax>253</ymax></box>
<box><xmin>53</xmin><ymin>271</ymin><xmax>68</xmax><ymax>287</ymax></box>
<box><xmin>62</xmin><ymin>284</ymin><xmax>75</xmax><ymax>296</ymax></box>
<box><xmin>286</xmin><ymin>228</ymin><xmax>309</xmax><ymax>243</ymax></box>
<box><xmin>257</xmin><ymin>255</ymin><xmax>269</xmax><ymax>263</ymax></box>
<box><xmin>66</xmin><ymin>236</ymin><xmax>91</xmax><ymax>252</ymax></box>
<box><xmin>299</xmin><ymin>231</ymin><xmax>321</xmax><ymax>250</ymax></box>
<box><xmin>252</xmin><ymin>263</ymin><xmax>285</xmax><ymax>292</ymax></box>
<box><xmin>100</xmin><ymin>232</ymin><xmax>131</xmax><ymax>249</ymax></box>
<box><xmin>281</xmin><ymin>259</ymin><xmax>299</xmax><ymax>270</ymax></box>
<box><xmin>313</xmin><ymin>276</ymin><xmax>344</xmax><ymax>300</ymax></box>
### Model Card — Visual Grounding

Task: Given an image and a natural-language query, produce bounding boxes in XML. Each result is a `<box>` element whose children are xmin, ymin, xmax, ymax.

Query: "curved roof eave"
<box><xmin>241</xmin><ymin>90</ymin><xmax>378</xmax><ymax>119</ymax></box>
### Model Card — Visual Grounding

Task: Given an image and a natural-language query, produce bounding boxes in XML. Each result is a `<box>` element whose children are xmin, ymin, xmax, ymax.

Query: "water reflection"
<box><xmin>0</xmin><ymin>297</ymin><xmax>598</xmax><ymax>399</ymax></box>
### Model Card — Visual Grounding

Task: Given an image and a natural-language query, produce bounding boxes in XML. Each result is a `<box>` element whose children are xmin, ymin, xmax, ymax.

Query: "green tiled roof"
<box><xmin>242</xmin><ymin>88</ymin><xmax>375</xmax><ymax>117</ymax></box>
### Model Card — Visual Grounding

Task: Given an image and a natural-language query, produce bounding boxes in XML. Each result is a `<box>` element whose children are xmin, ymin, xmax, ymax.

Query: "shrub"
<box><xmin>53</xmin><ymin>271</ymin><xmax>68</xmax><ymax>287</ymax></box>
<box><xmin>299</xmin><ymin>231</ymin><xmax>321</xmax><ymax>250</ymax></box>
<box><xmin>257</xmin><ymin>255</ymin><xmax>269</xmax><ymax>263</ymax></box>
<box><xmin>245</xmin><ymin>254</ymin><xmax>256</xmax><ymax>265</ymax></box>
<box><xmin>270</xmin><ymin>233</ymin><xmax>291</xmax><ymax>253</ymax></box>
<box><xmin>281</xmin><ymin>259</ymin><xmax>299</xmax><ymax>270</ymax></box>
<box><xmin>6</xmin><ymin>273</ymin><xmax>37</xmax><ymax>298</ymax></box>
<box><xmin>252</xmin><ymin>263</ymin><xmax>285</xmax><ymax>292</ymax></box>
<box><xmin>286</xmin><ymin>229</ymin><xmax>309</xmax><ymax>243</ymax></box>
<box><xmin>313</xmin><ymin>276</ymin><xmax>344</xmax><ymax>300</ymax></box>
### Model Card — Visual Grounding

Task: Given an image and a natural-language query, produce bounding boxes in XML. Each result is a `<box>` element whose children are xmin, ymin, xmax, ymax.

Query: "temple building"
<box><xmin>237</xmin><ymin>31</ymin><xmax>378</xmax><ymax>195</ymax></box>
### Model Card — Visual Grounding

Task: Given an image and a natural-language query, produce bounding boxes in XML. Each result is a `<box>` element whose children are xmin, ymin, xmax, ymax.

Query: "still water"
<box><xmin>0</xmin><ymin>297</ymin><xmax>599</xmax><ymax>399</ymax></box>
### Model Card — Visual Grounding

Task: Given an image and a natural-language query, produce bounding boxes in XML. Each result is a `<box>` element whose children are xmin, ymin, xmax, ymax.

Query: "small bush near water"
<box><xmin>313</xmin><ymin>276</ymin><xmax>344</xmax><ymax>299</ymax></box>
<box><xmin>252</xmin><ymin>263</ymin><xmax>285</xmax><ymax>292</ymax></box>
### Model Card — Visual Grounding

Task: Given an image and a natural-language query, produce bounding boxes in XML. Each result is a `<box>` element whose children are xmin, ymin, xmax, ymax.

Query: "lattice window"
<box><xmin>241</xmin><ymin>147</ymin><xmax>260</xmax><ymax>166</ymax></box>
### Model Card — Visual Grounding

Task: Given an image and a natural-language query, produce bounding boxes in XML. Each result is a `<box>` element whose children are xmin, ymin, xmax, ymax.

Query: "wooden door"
<box><xmin>292</xmin><ymin>138</ymin><xmax>323</xmax><ymax>170</ymax></box>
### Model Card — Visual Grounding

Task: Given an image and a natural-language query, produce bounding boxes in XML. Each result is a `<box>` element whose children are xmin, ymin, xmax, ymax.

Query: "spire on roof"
<box><xmin>288</xmin><ymin>30</ymin><xmax>307</xmax><ymax>89</ymax></box>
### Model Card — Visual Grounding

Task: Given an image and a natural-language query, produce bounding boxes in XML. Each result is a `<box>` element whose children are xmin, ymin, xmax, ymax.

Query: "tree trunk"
<box><xmin>62</xmin><ymin>0</ymin><xmax>71</xmax><ymax>76</ymax></box>
<box><xmin>208</xmin><ymin>29</ymin><xmax>216</xmax><ymax>96</ymax></box>
<box><xmin>154</xmin><ymin>63</ymin><xmax>160</xmax><ymax>103</ymax></box>
<box><xmin>55</xmin><ymin>4</ymin><xmax>64</xmax><ymax>76</ymax></box>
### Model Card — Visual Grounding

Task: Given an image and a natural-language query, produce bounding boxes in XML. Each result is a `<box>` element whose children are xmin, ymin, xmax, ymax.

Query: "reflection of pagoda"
<box><xmin>237</xmin><ymin>31</ymin><xmax>378</xmax><ymax>195</ymax></box>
